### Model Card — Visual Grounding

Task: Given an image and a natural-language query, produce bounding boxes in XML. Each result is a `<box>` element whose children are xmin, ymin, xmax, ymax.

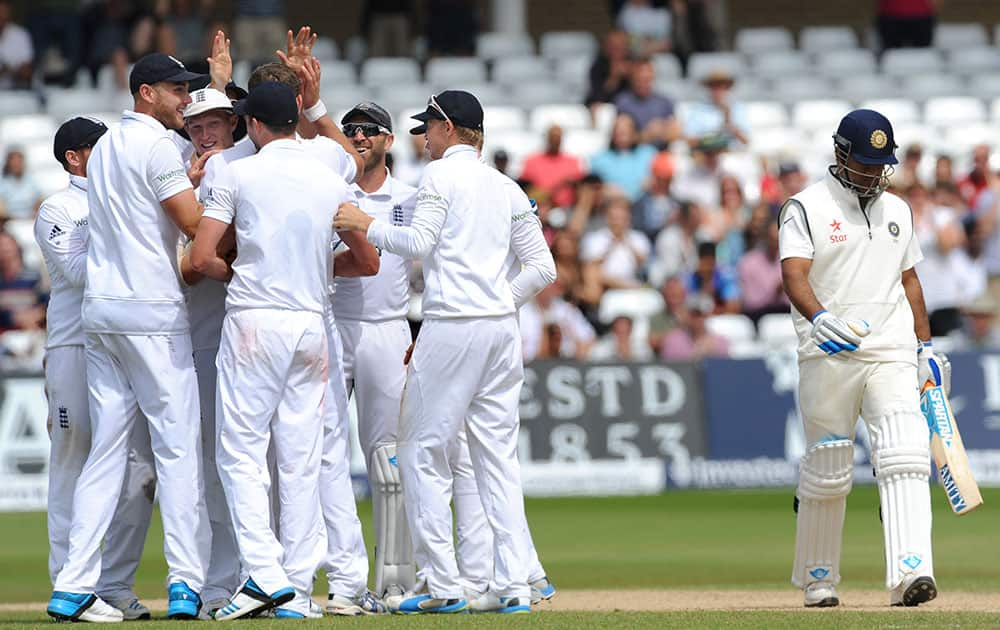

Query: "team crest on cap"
<box><xmin>870</xmin><ymin>129</ymin><xmax>888</xmax><ymax>149</ymax></box>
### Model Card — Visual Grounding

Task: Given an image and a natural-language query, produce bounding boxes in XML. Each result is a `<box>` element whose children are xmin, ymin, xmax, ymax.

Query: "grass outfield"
<box><xmin>1</xmin><ymin>486</ymin><xmax>997</xmax><ymax>627</ymax></box>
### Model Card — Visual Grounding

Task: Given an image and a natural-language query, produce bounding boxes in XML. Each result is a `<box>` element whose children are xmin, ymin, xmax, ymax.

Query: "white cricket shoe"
<box><xmin>47</xmin><ymin>592</ymin><xmax>124</xmax><ymax>623</ymax></box>
<box><xmin>107</xmin><ymin>598</ymin><xmax>150</xmax><ymax>620</ymax></box>
<box><xmin>803</xmin><ymin>582</ymin><xmax>840</xmax><ymax>608</ymax></box>
<box><xmin>468</xmin><ymin>591</ymin><xmax>531</xmax><ymax>614</ymax></box>
<box><xmin>529</xmin><ymin>577</ymin><xmax>557</xmax><ymax>604</ymax></box>
<box><xmin>891</xmin><ymin>575</ymin><xmax>937</xmax><ymax>607</ymax></box>
<box><xmin>326</xmin><ymin>590</ymin><xmax>387</xmax><ymax>615</ymax></box>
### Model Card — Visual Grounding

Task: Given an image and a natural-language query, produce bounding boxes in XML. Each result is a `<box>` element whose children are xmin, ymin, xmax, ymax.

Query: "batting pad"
<box><xmin>792</xmin><ymin>439</ymin><xmax>853</xmax><ymax>588</ymax></box>
<box><xmin>371</xmin><ymin>444</ymin><xmax>415</xmax><ymax>595</ymax></box>
<box><xmin>871</xmin><ymin>410</ymin><xmax>934</xmax><ymax>589</ymax></box>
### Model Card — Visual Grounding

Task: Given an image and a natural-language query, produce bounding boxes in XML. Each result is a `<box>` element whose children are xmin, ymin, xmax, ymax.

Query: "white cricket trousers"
<box><xmin>46</xmin><ymin>346</ymin><xmax>154</xmax><ymax>593</ymax></box>
<box><xmin>216</xmin><ymin>309</ymin><xmax>327</xmax><ymax>597</ymax></box>
<box><xmin>320</xmin><ymin>312</ymin><xmax>369</xmax><ymax>597</ymax></box>
<box><xmin>54</xmin><ymin>333</ymin><xmax>209</xmax><ymax>594</ymax></box>
<box><xmin>194</xmin><ymin>346</ymin><xmax>240</xmax><ymax>603</ymax></box>
<box><xmin>400</xmin><ymin>316</ymin><xmax>531</xmax><ymax>600</ymax></box>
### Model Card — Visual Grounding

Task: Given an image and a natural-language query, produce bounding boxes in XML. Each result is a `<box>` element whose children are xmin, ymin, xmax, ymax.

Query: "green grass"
<box><xmin>1</xmin><ymin>486</ymin><xmax>998</xmax><ymax>627</ymax></box>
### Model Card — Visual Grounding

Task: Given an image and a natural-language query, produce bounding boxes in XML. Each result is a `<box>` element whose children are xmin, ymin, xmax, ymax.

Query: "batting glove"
<box><xmin>810</xmin><ymin>310</ymin><xmax>871</xmax><ymax>355</ymax></box>
<box><xmin>918</xmin><ymin>341</ymin><xmax>949</xmax><ymax>393</ymax></box>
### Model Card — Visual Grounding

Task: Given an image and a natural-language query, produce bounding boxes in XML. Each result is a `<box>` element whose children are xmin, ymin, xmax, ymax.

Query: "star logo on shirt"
<box><xmin>830</xmin><ymin>219</ymin><xmax>842</xmax><ymax>232</ymax></box>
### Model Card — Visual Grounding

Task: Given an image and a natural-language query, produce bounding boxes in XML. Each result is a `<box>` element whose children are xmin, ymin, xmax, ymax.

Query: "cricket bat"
<box><xmin>920</xmin><ymin>382</ymin><xmax>983</xmax><ymax>515</ymax></box>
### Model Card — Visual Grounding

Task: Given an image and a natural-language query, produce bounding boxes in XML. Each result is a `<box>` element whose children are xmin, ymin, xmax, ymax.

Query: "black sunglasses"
<box><xmin>342</xmin><ymin>122</ymin><xmax>389</xmax><ymax>138</ymax></box>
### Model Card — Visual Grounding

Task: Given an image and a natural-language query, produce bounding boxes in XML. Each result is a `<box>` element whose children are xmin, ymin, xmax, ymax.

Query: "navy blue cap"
<box><xmin>129</xmin><ymin>53</ymin><xmax>206</xmax><ymax>94</ymax></box>
<box><xmin>234</xmin><ymin>81</ymin><xmax>298</xmax><ymax>127</ymax></box>
<box><xmin>410</xmin><ymin>90</ymin><xmax>484</xmax><ymax>135</ymax></box>
<box><xmin>53</xmin><ymin>116</ymin><xmax>107</xmax><ymax>165</ymax></box>
<box><xmin>834</xmin><ymin>109</ymin><xmax>898</xmax><ymax>166</ymax></box>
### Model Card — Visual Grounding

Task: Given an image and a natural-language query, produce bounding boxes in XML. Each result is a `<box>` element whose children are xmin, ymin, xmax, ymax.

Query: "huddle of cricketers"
<box><xmin>40</xmin><ymin>28</ymin><xmax>557</xmax><ymax>622</ymax></box>
<box><xmin>38</xmin><ymin>26</ymin><xmax>949</xmax><ymax>621</ymax></box>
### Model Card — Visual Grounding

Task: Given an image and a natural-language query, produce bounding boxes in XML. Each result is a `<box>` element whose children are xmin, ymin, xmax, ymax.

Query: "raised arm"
<box><xmin>293</xmin><ymin>56</ymin><xmax>364</xmax><ymax>182</ymax></box>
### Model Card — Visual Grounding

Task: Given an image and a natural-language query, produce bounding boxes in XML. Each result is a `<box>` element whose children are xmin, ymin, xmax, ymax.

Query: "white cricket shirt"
<box><xmin>202</xmin><ymin>138</ymin><xmax>351</xmax><ymax>314</ymax></box>
<box><xmin>332</xmin><ymin>170</ymin><xmax>416</xmax><ymax>322</ymax></box>
<box><xmin>34</xmin><ymin>175</ymin><xmax>89</xmax><ymax>348</ymax></box>
<box><xmin>83</xmin><ymin>110</ymin><xmax>193</xmax><ymax>334</ymax></box>
<box><xmin>779</xmin><ymin>169</ymin><xmax>923</xmax><ymax>364</ymax></box>
<box><xmin>366</xmin><ymin>144</ymin><xmax>522</xmax><ymax>319</ymax></box>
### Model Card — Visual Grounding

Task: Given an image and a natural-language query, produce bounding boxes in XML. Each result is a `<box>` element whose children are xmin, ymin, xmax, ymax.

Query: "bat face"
<box><xmin>920</xmin><ymin>384</ymin><xmax>984</xmax><ymax>516</ymax></box>
<box><xmin>922</xmin><ymin>386</ymin><xmax>954</xmax><ymax>447</ymax></box>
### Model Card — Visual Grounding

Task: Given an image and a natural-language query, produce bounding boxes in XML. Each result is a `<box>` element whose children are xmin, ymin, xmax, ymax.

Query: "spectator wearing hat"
<box><xmin>632</xmin><ymin>151</ymin><xmax>679</xmax><ymax>241</ymax></box>
<box><xmin>0</xmin><ymin>148</ymin><xmax>42</xmax><ymax>219</ymax></box>
<box><xmin>953</xmin><ymin>294</ymin><xmax>1000</xmax><ymax>349</ymax></box>
<box><xmin>585</xmin><ymin>29</ymin><xmax>632</xmax><ymax>109</ymax></box>
<box><xmin>614</xmin><ymin>58</ymin><xmax>680</xmax><ymax>148</ymax></box>
<box><xmin>581</xmin><ymin>196</ymin><xmax>651</xmax><ymax>290</ymax></box>
<box><xmin>0</xmin><ymin>0</ymin><xmax>33</xmax><ymax>89</ymax></box>
<box><xmin>683</xmin><ymin>68</ymin><xmax>749</xmax><ymax>148</ymax></box>
<box><xmin>520</xmin><ymin>125</ymin><xmax>584</xmax><ymax>209</ymax></box>
<box><xmin>589</xmin><ymin>114</ymin><xmax>658</xmax><ymax>201</ymax></box>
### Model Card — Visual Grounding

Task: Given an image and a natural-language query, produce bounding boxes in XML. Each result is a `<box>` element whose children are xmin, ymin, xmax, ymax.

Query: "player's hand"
<box><xmin>207</xmin><ymin>30</ymin><xmax>232</xmax><ymax>92</ymax></box>
<box><xmin>403</xmin><ymin>341</ymin><xmax>414</xmax><ymax>365</ymax></box>
<box><xmin>276</xmin><ymin>26</ymin><xmax>317</xmax><ymax>74</ymax></box>
<box><xmin>295</xmin><ymin>56</ymin><xmax>322</xmax><ymax>109</ymax></box>
<box><xmin>334</xmin><ymin>202</ymin><xmax>374</xmax><ymax>232</ymax></box>
<box><xmin>187</xmin><ymin>149</ymin><xmax>220</xmax><ymax>189</ymax></box>
<box><xmin>810</xmin><ymin>310</ymin><xmax>870</xmax><ymax>355</ymax></box>
<box><xmin>918</xmin><ymin>341</ymin><xmax>949</xmax><ymax>393</ymax></box>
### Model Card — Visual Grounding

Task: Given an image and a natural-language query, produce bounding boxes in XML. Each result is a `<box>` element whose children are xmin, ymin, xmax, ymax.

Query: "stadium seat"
<box><xmin>556</xmin><ymin>56</ymin><xmax>593</xmax><ymax>91</ymax></box>
<box><xmin>24</xmin><ymin>138</ymin><xmax>61</xmax><ymax>172</ymax></box>
<box><xmin>837</xmin><ymin>74</ymin><xmax>894</xmax><ymax>103</ymax></box>
<box><xmin>562</xmin><ymin>128</ymin><xmax>606</xmax><ymax>163</ymax></box>
<box><xmin>881</xmin><ymin>48</ymin><xmax>944</xmax><ymax>77</ymax></box>
<box><xmin>372</xmin><ymin>83</ymin><xmax>435</xmax><ymax>116</ymax></box>
<box><xmin>457</xmin><ymin>83</ymin><xmax>510</xmax><ymax>107</ymax></box>
<box><xmin>900</xmin><ymin>73</ymin><xmax>967</xmax><ymax>101</ymax></box>
<box><xmin>232</xmin><ymin>60</ymin><xmax>251</xmax><ymax>88</ymax></box>
<box><xmin>476</xmin><ymin>32</ymin><xmax>534</xmax><ymax>60</ymax></box>
<box><xmin>493</xmin><ymin>55</ymin><xmax>551</xmax><ymax>86</ymax></box>
<box><xmin>483</xmin><ymin>106</ymin><xmax>528</xmax><ymax>133</ymax></box>
<box><xmin>719</xmin><ymin>151</ymin><xmax>762</xmax><ymax>200</ymax></box>
<box><xmin>687</xmin><ymin>52</ymin><xmax>746</xmax><ymax>82</ymax></box>
<box><xmin>744</xmin><ymin>101</ymin><xmax>789</xmax><ymax>129</ymax></box>
<box><xmin>0</xmin><ymin>114</ymin><xmax>56</xmax><ymax>145</ymax></box>
<box><xmin>750</xmin><ymin>51</ymin><xmax>810</xmax><ymax>79</ymax></box>
<box><xmin>793</xmin><ymin>99</ymin><xmax>852</xmax><ymax>132</ymax></box>
<box><xmin>5</xmin><ymin>218</ymin><xmax>43</xmax><ymax>270</ymax></box>
<box><xmin>539</xmin><ymin>31</ymin><xmax>598</xmax><ymax>61</ymax></box>
<box><xmin>425</xmin><ymin>57</ymin><xmax>487</xmax><ymax>87</ymax></box>
<box><xmin>757</xmin><ymin>313</ymin><xmax>797</xmax><ymax>347</ymax></box>
<box><xmin>655</xmin><ymin>78</ymin><xmax>696</xmax><ymax>101</ymax></box>
<box><xmin>651</xmin><ymin>53</ymin><xmax>683</xmax><ymax>80</ymax></box>
<box><xmin>44</xmin><ymin>88</ymin><xmax>112</xmax><ymax>121</ymax></box>
<box><xmin>772</xmin><ymin>76</ymin><xmax>836</xmax><ymax>104</ymax></box>
<box><xmin>530</xmin><ymin>104</ymin><xmax>591</xmax><ymax>133</ymax></box>
<box><xmin>0</xmin><ymin>91</ymin><xmax>40</xmax><ymax>116</ymax></box>
<box><xmin>891</xmin><ymin>123</ymin><xmax>940</xmax><ymax>153</ymax></box>
<box><xmin>734</xmin><ymin>27</ymin><xmax>794</xmax><ymax>55</ymax></box>
<box><xmin>320</xmin><ymin>85</ymin><xmax>373</xmax><ymax>109</ymax></box>
<box><xmin>512</xmin><ymin>81</ymin><xmax>572</xmax><ymax>109</ymax></box>
<box><xmin>924</xmin><ymin>96</ymin><xmax>986</xmax><ymax>126</ymax></box>
<box><xmin>858</xmin><ymin>98</ymin><xmax>920</xmax><ymax>124</ymax></box>
<box><xmin>968</xmin><ymin>74</ymin><xmax>1000</xmax><ymax>100</ymax></box>
<box><xmin>934</xmin><ymin>22</ymin><xmax>988</xmax><ymax>50</ymax></box>
<box><xmin>598</xmin><ymin>288</ymin><xmax>665</xmax><ymax>347</ymax></box>
<box><xmin>991</xmin><ymin>98</ymin><xmax>1000</xmax><ymax>122</ymax></box>
<box><xmin>816</xmin><ymin>49</ymin><xmax>878</xmax><ymax>77</ymax></box>
<box><xmin>948</xmin><ymin>46</ymin><xmax>1000</xmax><ymax>74</ymax></box>
<box><xmin>313</xmin><ymin>36</ymin><xmax>338</xmax><ymax>61</ymax></box>
<box><xmin>482</xmin><ymin>129</ymin><xmax>542</xmax><ymax>176</ymax></box>
<box><xmin>729</xmin><ymin>76</ymin><xmax>770</xmax><ymax>101</ymax></box>
<box><xmin>799</xmin><ymin>26</ymin><xmax>859</xmax><ymax>53</ymax></box>
<box><xmin>749</xmin><ymin>127</ymin><xmax>807</xmax><ymax>158</ymax></box>
<box><xmin>943</xmin><ymin>123</ymin><xmax>1000</xmax><ymax>157</ymax></box>
<box><xmin>705</xmin><ymin>314</ymin><xmax>756</xmax><ymax>345</ymax></box>
<box><xmin>321</xmin><ymin>61</ymin><xmax>357</xmax><ymax>85</ymax></box>
<box><xmin>361</xmin><ymin>57</ymin><xmax>421</xmax><ymax>87</ymax></box>
<box><xmin>592</xmin><ymin>102</ymin><xmax>617</xmax><ymax>135</ymax></box>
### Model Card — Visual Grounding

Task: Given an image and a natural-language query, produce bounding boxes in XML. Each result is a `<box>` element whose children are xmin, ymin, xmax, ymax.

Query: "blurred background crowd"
<box><xmin>0</xmin><ymin>0</ymin><xmax>998</xmax><ymax>369</ymax></box>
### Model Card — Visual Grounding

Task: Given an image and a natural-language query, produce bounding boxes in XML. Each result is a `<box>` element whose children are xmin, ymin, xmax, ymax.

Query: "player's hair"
<box><xmin>248</xmin><ymin>63</ymin><xmax>301</xmax><ymax>95</ymax></box>
<box><xmin>258</xmin><ymin>119</ymin><xmax>298</xmax><ymax>136</ymax></box>
<box><xmin>456</xmin><ymin>126</ymin><xmax>483</xmax><ymax>149</ymax></box>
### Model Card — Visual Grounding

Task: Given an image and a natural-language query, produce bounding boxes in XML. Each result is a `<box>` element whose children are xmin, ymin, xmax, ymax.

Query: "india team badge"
<box><xmin>888</xmin><ymin>221</ymin><xmax>900</xmax><ymax>239</ymax></box>
<box><xmin>870</xmin><ymin>129</ymin><xmax>888</xmax><ymax>149</ymax></box>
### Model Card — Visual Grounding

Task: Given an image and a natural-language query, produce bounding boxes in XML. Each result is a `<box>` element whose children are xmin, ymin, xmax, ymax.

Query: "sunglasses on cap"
<box><xmin>428</xmin><ymin>94</ymin><xmax>452</xmax><ymax>126</ymax></box>
<box><xmin>342</xmin><ymin>122</ymin><xmax>390</xmax><ymax>138</ymax></box>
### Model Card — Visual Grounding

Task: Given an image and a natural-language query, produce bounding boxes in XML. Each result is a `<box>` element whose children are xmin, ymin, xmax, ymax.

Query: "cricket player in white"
<box><xmin>335</xmin><ymin>90</ymin><xmax>556</xmax><ymax>615</ymax></box>
<box><xmin>192</xmin><ymin>80</ymin><xmax>339</xmax><ymax>620</ymax></box>
<box><xmin>38</xmin><ymin>117</ymin><xmax>154</xmax><ymax>622</ymax></box>
<box><xmin>780</xmin><ymin>109</ymin><xmax>943</xmax><ymax>608</ymax></box>
<box><xmin>47</xmin><ymin>53</ymin><xmax>212</xmax><ymax>623</ymax></box>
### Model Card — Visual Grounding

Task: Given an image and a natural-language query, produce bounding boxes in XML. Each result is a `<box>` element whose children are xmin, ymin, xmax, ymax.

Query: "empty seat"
<box><xmin>361</xmin><ymin>57</ymin><xmax>420</xmax><ymax>86</ymax></box>
<box><xmin>734</xmin><ymin>26</ymin><xmax>794</xmax><ymax>55</ymax></box>
<box><xmin>934</xmin><ymin>22</ymin><xmax>988</xmax><ymax>50</ymax></box>
<box><xmin>372</xmin><ymin>83</ymin><xmax>435</xmax><ymax>114</ymax></box>
<box><xmin>529</xmin><ymin>104</ymin><xmax>591</xmax><ymax>133</ymax></box>
<box><xmin>556</xmin><ymin>56</ymin><xmax>592</xmax><ymax>91</ymax></box>
<box><xmin>837</xmin><ymin>74</ymin><xmax>894</xmax><ymax>103</ymax></box>
<box><xmin>482</xmin><ymin>129</ymin><xmax>542</xmax><ymax>176</ymax></box>
<box><xmin>483</xmin><ymin>106</ymin><xmax>528</xmax><ymax>133</ymax></box>
<box><xmin>232</xmin><ymin>60</ymin><xmax>252</xmax><ymax>88</ymax></box>
<box><xmin>312</xmin><ymin>36</ymin><xmax>338</xmax><ymax>61</ymax></box>
<box><xmin>34</xmin><ymin>166</ymin><xmax>69</xmax><ymax>198</ymax></box>
<box><xmin>881</xmin><ymin>48</ymin><xmax>944</xmax><ymax>76</ymax></box>
<box><xmin>539</xmin><ymin>31</ymin><xmax>598</xmax><ymax>61</ymax></box>
<box><xmin>729</xmin><ymin>76</ymin><xmax>770</xmax><ymax>101</ymax></box>
<box><xmin>858</xmin><ymin>98</ymin><xmax>920</xmax><ymax>124</ymax></box>
<box><xmin>792</xmin><ymin>99</ymin><xmax>853</xmax><ymax>131</ymax></box>
<box><xmin>476</xmin><ymin>32</ymin><xmax>534</xmax><ymax>60</ymax></box>
<box><xmin>320</xmin><ymin>61</ymin><xmax>357</xmax><ymax>85</ymax></box>
<box><xmin>493</xmin><ymin>56</ymin><xmax>551</xmax><ymax>86</ymax></box>
<box><xmin>24</xmin><ymin>139</ymin><xmax>61</xmax><ymax>172</ymax></box>
<box><xmin>744</xmin><ymin>101</ymin><xmax>789</xmax><ymax>128</ymax></box>
<box><xmin>687</xmin><ymin>52</ymin><xmax>746</xmax><ymax>82</ymax></box>
<box><xmin>705</xmin><ymin>314</ymin><xmax>756</xmax><ymax>345</ymax></box>
<box><xmin>751</xmin><ymin>51</ymin><xmax>811</xmax><ymax>79</ymax></box>
<box><xmin>891</xmin><ymin>123</ymin><xmax>940</xmax><ymax>153</ymax></box>
<box><xmin>562</xmin><ymin>128</ymin><xmax>606</xmax><ymax>163</ymax></box>
<box><xmin>900</xmin><ymin>73</ymin><xmax>966</xmax><ymax>100</ymax></box>
<box><xmin>799</xmin><ymin>26</ymin><xmax>859</xmax><ymax>53</ymax></box>
<box><xmin>44</xmin><ymin>88</ymin><xmax>112</xmax><ymax>121</ymax></box>
<box><xmin>511</xmin><ymin>80</ymin><xmax>568</xmax><ymax>108</ymax></box>
<box><xmin>943</xmin><ymin>123</ymin><xmax>1000</xmax><ymax>156</ymax></box>
<box><xmin>598</xmin><ymin>288</ymin><xmax>665</xmax><ymax>347</ymax></box>
<box><xmin>458</xmin><ymin>83</ymin><xmax>510</xmax><ymax>107</ymax></box>
<box><xmin>816</xmin><ymin>49</ymin><xmax>877</xmax><ymax>76</ymax></box>
<box><xmin>651</xmin><ymin>53</ymin><xmax>683</xmax><ymax>80</ymax></box>
<box><xmin>0</xmin><ymin>114</ymin><xmax>57</xmax><ymax>144</ymax></box>
<box><xmin>772</xmin><ymin>76</ymin><xmax>836</xmax><ymax>103</ymax></box>
<box><xmin>749</xmin><ymin>127</ymin><xmax>807</xmax><ymax>157</ymax></box>
<box><xmin>967</xmin><ymin>74</ymin><xmax>1000</xmax><ymax>99</ymax></box>
<box><xmin>654</xmin><ymin>78</ymin><xmax>695</xmax><ymax>101</ymax></box>
<box><xmin>991</xmin><ymin>97</ymin><xmax>1000</xmax><ymax>122</ymax></box>
<box><xmin>320</xmin><ymin>85</ymin><xmax>373</xmax><ymax>109</ymax></box>
<box><xmin>425</xmin><ymin>57</ymin><xmax>486</xmax><ymax>87</ymax></box>
<box><xmin>757</xmin><ymin>313</ymin><xmax>797</xmax><ymax>346</ymax></box>
<box><xmin>0</xmin><ymin>91</ymin><xmax>41</xmax><ymax>116</ymax></box>
<box><xmin>949</xmin><ymin>46</ymin><xmax>1000</xmax><ymax>74</ymax></box>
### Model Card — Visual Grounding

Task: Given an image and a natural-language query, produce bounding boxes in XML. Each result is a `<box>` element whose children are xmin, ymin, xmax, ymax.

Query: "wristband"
<box><xmin>810</xmin><ymin>309</ymin><xmax>827</xmax><ymax>322</ymax></box>
<box><xmin>304</xmin><ymin>99</ymin><xmax>327</xmax><ymax>123</ymax></box>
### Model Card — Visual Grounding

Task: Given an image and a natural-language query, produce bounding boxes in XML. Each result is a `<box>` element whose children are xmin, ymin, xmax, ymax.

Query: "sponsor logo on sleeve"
<box><xmin>155</xmin><ymin>168</ymin><xmax>187</xmax><ymax>184</ymax></box>
<box><xmin>47</xmin><ymin>225</ymin><xmax>65</xmax><ymax>241</ymax></box>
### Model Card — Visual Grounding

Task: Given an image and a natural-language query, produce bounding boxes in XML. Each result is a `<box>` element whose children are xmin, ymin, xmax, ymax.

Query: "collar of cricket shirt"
<box><xmin>823</xmin><ymin>167</ymin><xmax>864</xmax><ymax>210</ymax></box>
<box><xmin>69</xmin><ymin>174</ymin><xmax>88</xmax><ymax>192</ymax></box>
<box><xmin>122</xmin><ymin>109</ymin><xmax>169</xmax><ymax>133</ymax></box>
<box><xmin>258</xmin><ymin>138</ymin><xmax>301</xmax><ymax>155</ymax></box>
<box><xmin>354</xmin><ymin>167</ymin><xmax>394</xmax><ymax>200</ymax></box>
<box><xmin>442</xmin><ymin>144</ymin><xmax>478</xmax><ymax>160</ymax></box>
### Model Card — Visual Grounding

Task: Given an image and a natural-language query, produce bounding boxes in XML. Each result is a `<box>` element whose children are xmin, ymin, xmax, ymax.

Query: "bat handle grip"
<box><xmin>921</xmin><ymin>379</ymin><xmax>935</xmax><ymax>393</ymax></box>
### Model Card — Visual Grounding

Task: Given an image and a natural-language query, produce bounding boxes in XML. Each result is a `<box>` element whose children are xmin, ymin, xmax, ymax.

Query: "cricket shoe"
<box><xmin>803</xmin><ymin>582</ymin><xmax>840</xmax><ymax>608</ymax></box>
<box><xmin>214</xmin><ymin>578</ymin><xmax>295</xmax><ymax>621</ymax></box>
<box><xmin>530</xmin><ymin>577</ymin><xmax>557</xmax><ymax>604</ymax></box>
<box><xmin>468</xmin><ymin>591</ymin><xmax>531</xmax><ymax>614</ymax></box>
<box><xmin>47</xmin><ymin>592</ymin><xmax>123</xmax><ymax>623</ymax></box>
<box><xmin>273</xmin><ymin>591</ymin><xmax>323</xmax><ymax>619</ymax></box>
<box><xmin>167</xmin><ymin>581</ymin><xmax>201</xmax><ymax>619</ymax></box>
<box><xmin>891</xmin><ymin>575</ymin><xmax>937</xmax><ymax>607</ymax></box>
<box><xmin>106</xmin><ymin>597</ymin><xmax>150</xmax><ymax>620</ymax></box>
<box><xmin>326</xmin><ymin>590</ymin><xmax>387</xmax><ymax>615</ymax></box>
<box><xmin>197</xmin><ymin>597</ymin><xmax>231</xmax><ymax>620</ymax></box>
<box><xmin>393</xmin><ymin>594</ymin><xmax>468</xmax><ymax>615</ymax></box>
